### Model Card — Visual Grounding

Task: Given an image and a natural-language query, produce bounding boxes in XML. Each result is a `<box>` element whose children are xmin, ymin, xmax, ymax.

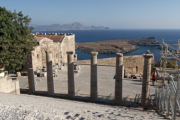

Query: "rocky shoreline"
<box><xmin>76</xmin><ymin>37</ymin><xmax>160</xmax><ymax>54</ymax></box>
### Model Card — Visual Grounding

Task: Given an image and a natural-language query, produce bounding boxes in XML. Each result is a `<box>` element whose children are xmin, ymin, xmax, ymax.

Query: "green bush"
<box><xmin>0</xmin><ymin>7</ymin><xmax>37</xmax><ymax>72</ymax></box>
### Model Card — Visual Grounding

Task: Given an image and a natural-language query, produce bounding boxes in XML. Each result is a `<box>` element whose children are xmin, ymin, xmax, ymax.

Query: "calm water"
<box><xmin>39</xmin><ymin>29</ymin><xmax>180</xmax><ymax>61</ymax></box>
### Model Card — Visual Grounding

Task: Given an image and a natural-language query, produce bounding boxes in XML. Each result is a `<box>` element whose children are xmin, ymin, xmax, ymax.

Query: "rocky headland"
<box><xmin>76</xmin><ymin>37</ymin><xmax>160</xmax><ymax>54</ymax></box>
<box><xmin>33</xmin><ymin>22</ymin><xmax>109</xmax><ymax>31</ymax></box>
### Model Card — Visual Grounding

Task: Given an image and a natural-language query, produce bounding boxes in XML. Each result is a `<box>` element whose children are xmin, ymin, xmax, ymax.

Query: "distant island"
<box><xmin>76</xmin><ymin>37</ymin><xmax>160</xmax><ymax>54</ymax></box>
<box><xmin>32</xmin><ymin>22</ymin><xmax>110</xmax><ymax>31</ymax></box>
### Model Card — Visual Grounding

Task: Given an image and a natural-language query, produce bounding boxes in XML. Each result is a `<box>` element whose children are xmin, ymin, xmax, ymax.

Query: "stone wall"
<box><xmin>60</xmin><ymin>34</ymin><xmax>75</xmax><ymax>63</ymax></box>
<box><xmin>31</xmin><ymin>37</ymin><xmax>60</xmax><ymax>71</ymax></box>
<box><xmin>77</xmin><ymin>55</ymin><xmax>153</xmax><ymax>75</ymax></box>
<box><xmin>124</xmin><ymin>55</ymin><xmax>145</xmax><ymax>75</ymax></box>
<box><xmin>30</xmin><ymin>34</ymin><xmax>75</xmax><ymax>71</ymax></box>
<box><xmin>0</xmin><ymin>75</ymin><xmax>20</xmax><ymax>94</ymax></box>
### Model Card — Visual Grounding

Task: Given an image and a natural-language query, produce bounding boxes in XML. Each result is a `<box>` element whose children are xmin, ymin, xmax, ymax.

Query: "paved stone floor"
<box><xmin>19</xmin><ymin>65</ymin><xmax>156</xmax><ymax>100</ymax></box>
<box><xmin>0</xmin><ymin>93</ymin><xmax>165</xmax><ymax>120</ymax></box>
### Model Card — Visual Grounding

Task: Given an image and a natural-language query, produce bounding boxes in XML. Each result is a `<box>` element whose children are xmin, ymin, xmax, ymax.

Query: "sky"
<box><xmin>0</xmin><ymin>0</ymin><xmax>180</xmax><ymax>29</ymax></box>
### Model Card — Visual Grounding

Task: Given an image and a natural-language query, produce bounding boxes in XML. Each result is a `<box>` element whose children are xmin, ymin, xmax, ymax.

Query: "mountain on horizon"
<box><xmin>32</xmin><ymin>22</ymin><xmax>110</xmax><ymax>31</ymax></box>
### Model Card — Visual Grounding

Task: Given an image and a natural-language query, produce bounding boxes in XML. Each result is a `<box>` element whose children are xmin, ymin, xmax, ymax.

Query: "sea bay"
<box><xmin>38</xmin><ymin>29</ymin><xmax>180</xmax><ymax>61</ymax></box>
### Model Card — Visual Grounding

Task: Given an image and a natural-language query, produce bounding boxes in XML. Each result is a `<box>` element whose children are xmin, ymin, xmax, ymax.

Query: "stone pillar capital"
<box><xmin>144</xmin><ymin>51</ymin><xmax>153</xmax><ymax>58</ymax></box>
<box><xmin>91</xmin><ymin>52</ymin><xmax>98</xmax><ymax>56</ymax></box>
<box><xmin>116</xmin><ymin>53</ymin><xmax>123</xmax><ymax>66</ymax></box>
<box><xmin>45</xmin><ymin>51</ymin><xmax>53</xmax><ymax>62</ymax></box>
<box><xmin>144</xmin><ymin>54</ymin><xmax>153</xmax><ymax>58</ymax></box>
<box><xmin>67</xmin><ymin>51</ymin><xmax>74</xmax><ymax>55</ymax></box>
<box><xmin>116</xmin><ymin>53</ymin><xmax>123</xmax><ymax>57</ymax></box>
<box><xmin>67</xmin><ymin>52</ymin><xmax>74</xmax><ymax>64</ymax></box>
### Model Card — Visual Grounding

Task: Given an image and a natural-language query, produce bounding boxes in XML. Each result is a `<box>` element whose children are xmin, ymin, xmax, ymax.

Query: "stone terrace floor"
<box><xmin>18</xmin><ymin>65</ymin><xmax>156</xmax><ymax>101</ymax></box>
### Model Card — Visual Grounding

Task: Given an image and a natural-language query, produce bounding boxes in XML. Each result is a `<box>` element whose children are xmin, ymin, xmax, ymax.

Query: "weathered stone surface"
<box><xmin>141</xmin><ymin>52</ymin><xmax>153</xmax><ymax>107</ymax></box>
<box><xmin>19</xmin><ymin>65</ymin><xmax>156</xmax><ymax>100</ymax></box>
<box><xmin>16</xmin><ymin>72</ymin><xmax>21</xmax><ymax>77</ymax></box>
<box><xmin>77</xmin><ymin>55</ymin><xmax>146</xmax><ymax>75</ymax></box>
<box><xmin>115</xmin><ymin>53</ymin><xmax>124</xmax><ymax>104</ymax></box>
<box><xmin>90</xmin><ymin>52</ymin><xmax>98</xmax><ymax>99</ymax></box>
<box><xmin>28</xmin><ymin>68</ymin><xmax>35</xmax><ymax>94</ymax></box>
<box><xmin>29</xmin><ymin>34</ymin><xmax>75</xmax><ymax>71</ymax></box>
<box><xmin>116</xmin><ymin>53</ymin><xmax>123</xmax><ymax>77</ymax></box>
<box><xmin>0</xmin><ymin>76</ymin><xmax>20</xmax><ymax>94</ymax></box>
<box><xmin>0</xmin><ymin>93</ymin><xmax>163</xmax><ymax>120</ymax></box>
<box><xmin>61</xmin><ymin>35</ymin><xmax>75</xmax><ymax>63</ymax></box>
<box><xmin>67</xmin><ymin>51</ymin><xmax>75</xmax><ymax>97</ymax></box>
<box><xmin>115</xmin><ymin>65</ymin><xmax>124</xmax><ymax>105</ymax></box>
<box><xmin>46</xmin><ymin>52</ymin><xmax>54</xmax><ymax>95</ymax></box>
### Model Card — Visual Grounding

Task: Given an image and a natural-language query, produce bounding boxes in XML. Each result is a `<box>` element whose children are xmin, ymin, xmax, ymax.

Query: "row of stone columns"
<box><xmin>66</xmin><ymin>50</ymin><xmax>153</xmax><ymax>106</ymax></box>
<box><xmin>89</xmin><ymin>51</ymin><xmax>153</xmax><ymax>106</ymax></box>
<box><xmin>27</xmin><ymin>52</ymin><xmax>55</xmax><ymax>96</ymax></box>
<box><xmin>89</xmin><ymin>52</ymin><xmax>124</xmax><ymax>104</ymax></box>
<box><xmin>27</xmin><ymin>50</ymin><xmax>153</xmax><ymax>106</ymax></box>
<box><xmin>27</xmin><ymin>51</ymin><xmax>124</xmax><ymax>103</ymax></box>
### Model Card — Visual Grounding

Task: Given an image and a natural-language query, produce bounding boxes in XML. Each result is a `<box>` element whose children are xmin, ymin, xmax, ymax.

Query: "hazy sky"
<box><xmin>1</xmin><ymin>0</ymin><xmax>180</xmax><ymax>29</ymax></box>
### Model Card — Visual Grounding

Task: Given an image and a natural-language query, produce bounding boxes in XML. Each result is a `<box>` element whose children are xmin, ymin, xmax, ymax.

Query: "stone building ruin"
<box><xmin>31</xmin><ymin>33</ymin><xmax>75</xmax><ymax>71</ymax></box>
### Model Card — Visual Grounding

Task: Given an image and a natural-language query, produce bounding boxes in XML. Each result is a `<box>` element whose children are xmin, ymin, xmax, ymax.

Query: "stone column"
<box><xmin>116</xmin><ymin>53</ymin><xmax>123</xmax><ymax>78</ymax></box>
<box><xmin>67</xmin><ymin>51</ymin><xmax>75</xmax><ymax>97</ymax></box>
<box><xmin>46</xmin><ymin>51</ymin><xmax>54</xmax><ymax>96</ymax></box>
<box><xmin>28</xmin><ymin>68</ymin><xmax>35</xmax><ymax>94</ymax></box>
<box><xmin>90</xmin><ymin>52</ymin><xmax>98</xmax><ymax>99</ymax></box>
<box><xmin>27</xmin><ymin>52</ymin><xmax>35</xmax><ymax>94</ymax></box>
<box><xmin>115</xmin><ymin>53</ymin><xmax>124</xmax><ymax>104</ymax></box>
<box><xmin>141</xmin><ymin>51</ymin><xmax>153</xmax><ymax>107</ymax></box>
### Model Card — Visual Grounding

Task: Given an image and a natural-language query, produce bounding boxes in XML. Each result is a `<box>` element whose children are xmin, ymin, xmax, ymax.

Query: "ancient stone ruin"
<box><xmin>27</xmin><ymin>49</ymin><xmax>154</xmax><ymax>106</ymax></box>
<box><xmin>30</xmin><ymin>33</ymin><xmax>76</xmax><ymax>71</ymax></box>
<box><xmin>0</xmin><ymin>33</ymin><xmax>154</xmax><ymax>108</ymax></box>
<box><xmin>0</xmin><ymin>71</ymin><xmax>20</xmax><ymax>94</ymax></box>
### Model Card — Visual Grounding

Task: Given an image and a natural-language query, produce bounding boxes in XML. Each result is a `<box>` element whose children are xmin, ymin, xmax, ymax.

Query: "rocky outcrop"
<box><xmin>129</xmin><ymin>37</ymin><xmax>160</xmax><ymax>46</ymax></box>
<box><xmin>76</xmin><ymin>37</ymin><xmax>159</xmax><ymax>54</ymax></box>
<box><xmin>76</xmin><ymin>40</ymin><xmax>138</xmax><ymax>54</ymax></box>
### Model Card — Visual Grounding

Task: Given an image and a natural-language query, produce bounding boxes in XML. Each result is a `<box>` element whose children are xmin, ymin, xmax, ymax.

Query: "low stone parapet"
<box><xmin>0</xmin><ymin>75</ymin><xmax>20</xmax><ymax>94</ymax></box>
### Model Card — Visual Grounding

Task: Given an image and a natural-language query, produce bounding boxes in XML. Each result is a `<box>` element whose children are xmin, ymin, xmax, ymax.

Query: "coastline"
<box><xmin>76</xmin><ymin>40</ymin><xmax>139</xmax><ymax>54</ymax></box>
<box><xmin>76</xmin><ymin>37</ymin><xmax>160</xmax><ymax>59</ymax></box>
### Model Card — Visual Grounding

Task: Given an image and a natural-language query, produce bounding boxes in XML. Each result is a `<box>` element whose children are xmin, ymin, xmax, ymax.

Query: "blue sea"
<box><xmin>41</xmin><ymin>29</ymin><xmax>180</xmax><ymax>61</ymax></box>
